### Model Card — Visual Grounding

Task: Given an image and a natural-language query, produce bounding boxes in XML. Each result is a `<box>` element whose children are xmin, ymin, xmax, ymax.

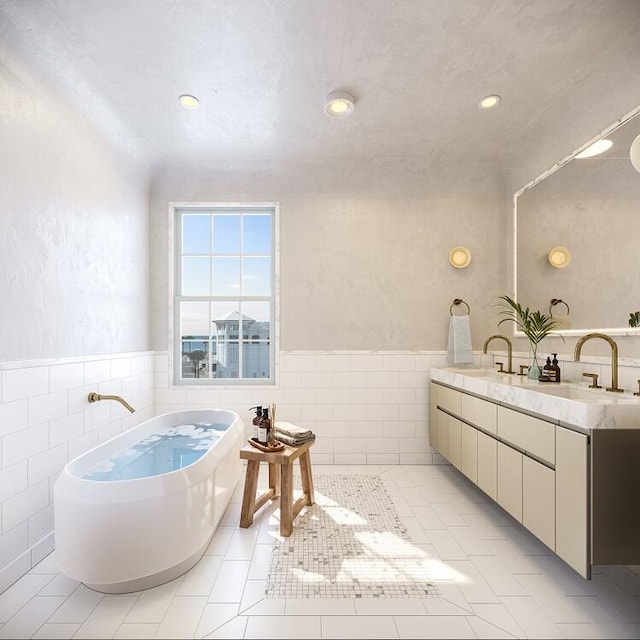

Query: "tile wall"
<box><xmin>0</xmin><ymin>353</ymin><xmax>155</xmax><ymax>593</ymax></box>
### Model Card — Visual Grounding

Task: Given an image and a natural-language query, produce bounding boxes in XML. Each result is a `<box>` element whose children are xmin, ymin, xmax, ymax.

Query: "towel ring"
<box><xmin>450</xmin><ymin>298</ymin><xmax>471</xmax><ymax>316</ymax></box>
<box><xmin>549</xmin><ymin>298</ymin><xmax>570</xmax><ymax>316</ymax></box>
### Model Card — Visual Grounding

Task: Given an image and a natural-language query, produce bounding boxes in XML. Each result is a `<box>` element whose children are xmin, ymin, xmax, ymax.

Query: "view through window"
<box><xmin>174</xmin><ymin>205</ymin><xmax>275</xmax><ymax>383</ymax></box>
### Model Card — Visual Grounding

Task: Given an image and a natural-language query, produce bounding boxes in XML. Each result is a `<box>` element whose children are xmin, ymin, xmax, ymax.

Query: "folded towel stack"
<box><xmin>274</xmin><ymin>421</ymin><xmax>315</xmax><ymax>446</ymax></box>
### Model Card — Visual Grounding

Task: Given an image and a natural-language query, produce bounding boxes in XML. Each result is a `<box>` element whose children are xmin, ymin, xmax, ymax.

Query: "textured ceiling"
<box><xmin>2</xmin><ymin>0</ymin><xmax>640</xmax><ymax>191</ymax></box>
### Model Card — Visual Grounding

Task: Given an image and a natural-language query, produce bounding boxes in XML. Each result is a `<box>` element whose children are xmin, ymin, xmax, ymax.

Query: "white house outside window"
<box><xmin>173</xmin><ymin>204</ymin><xmax>277</xmax><ymax>385</ymax></box>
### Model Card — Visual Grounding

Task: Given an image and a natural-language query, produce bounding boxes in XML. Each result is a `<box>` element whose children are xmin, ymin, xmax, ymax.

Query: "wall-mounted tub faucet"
<box><xmin>88</xmin><ymin>392</ymin><xmax>135</xmax><ymax>413</ymax></box>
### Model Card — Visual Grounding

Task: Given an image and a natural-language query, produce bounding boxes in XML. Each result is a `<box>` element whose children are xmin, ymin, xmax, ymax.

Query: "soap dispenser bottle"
<box><xmin>539</xmin><ymin>357</ymin><xmax>552</xmax><ymax>381</ymax></box>
<box><xmin>249</xmin><ymin>406</ymin><xmax>263</xmax><ymax>441</ymax></box>
<box><xmin>551</xmin><ymin>354</ymin><xmax>561</xmax><ymax>383</ymax></box>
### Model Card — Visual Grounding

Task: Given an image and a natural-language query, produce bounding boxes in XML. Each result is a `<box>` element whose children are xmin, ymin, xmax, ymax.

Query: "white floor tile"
<box><xmin>467</xmin><ymin>616</ymin><xmax>519</xmax><ymax>639</ymax></box>
<box><xmin>204</xmin><ymin>527</ymin><xmax>235</xmax><ymax>556</ymax></box>
<box><xmin>38</xmin><ymin>574</ymin><xmax>80</xmax><ymax>597</ymax></box>
<box><xmin>203</xmin><ymin>615</ymin><xmax>247</xmax><ymax>639</ymax></box>
<box><xmin>469</xmin><ymin>555</ymin><xmax>528</xmax><ymax>597</ymax></box>
<box><xmin>154</xmin><ymin>595</ymin><xmax>208</xmax><ymax>639</ymax></box>
<box><xmin>0</xmin><ymin>596</ymin><xmax>65</xmax><ymax>639</ymax></box>
<box><xmin>73</xmin><ymin>595</ymin><xmax>137</xmax><ymax>639</ymax></box>
<box><xmin>247</xmin><ymin>543</ymin><xmax>275</xmax><ymax>580</ymax></box>
<box><xmin>0</xmin><ymin>574</ymin><xmax>54</xmax><ymax>623</ymax></box>
<box><xmin>411</xmin><ymin>505</ymin><xmax>447</xmax><ymax>530</ymax></box>
<box><xmin>224</xmin><ymin>528</ymin><xmax>260</xmax><ymax>561</ymax></box>
<box><xmin>46</xmin><ymin>584</ymin><xmax>103</xmax><ymax>624</ymax></box>
<box><xmin>322</xmin><ymin>614</ymin><xmax>398</xmax><ymax>639</ymax></box>
<box><xmin>285</xmin><ymin>598</ymin><xmax>355</xmax><ymax>615</ymax></box>
<box><xmin>423</xmin><ymin>597</ymin><xmax>473</xmax><ymax>616</ymax></box>
<box><xmin>427</xmin><ymin>530</ymin><xmax>469</xmax><ymax>561</ymax></box>
<box><xmin>113</xmin><ymin>623</ymin><xmax>159</xmax><ymax>639</ymax></box>
<box><xmin>394</xmin><ymin>614</ymin><xmax>476</xmax><ymax>638</ymax></box>
<box><xmin>398</xmin><ymin>517</ymin><xmax>430</xmax><ymax>544</ymax></box>
<box><xmin>32</xmin><ymin>623</ymin><xmax>80</xmax><ymax>639</ymax></box>
<box><xmin>556</xmin><ymin>622</ymin><xmax>612</xmax><ymax>639</ymax></box>
<box><xmin>194</xmin><ymin>603</ymin><xmax>240</xmax><ymax>638</ymax></box>
<box><xmin>444</xmin><ymin>560</ymin><xmax>501</xmax><ymax>604</ymax></box>
<box><xmin>239</xmin><ymin>580</ymin><xmax>285</xmax><ymax>615</ymax></box>
<box><xmin>208</xmin><ymin>561</ymin><xmax>250</xmax><ymax>603</ymax></box>
<box><xmin>244</xmin><ymin>615</ymin><xmax>321</xmax><ymax>638</ymax></box>
<box><xmin>500</xmin><ymin>596</ymin><xmax>564</xmax><ymax>638</ymax></box>
<box><xmin>471</xmin><ymin>603</ymin><xmax>526</xmax><ymax>638</ymax></box>
<box><xmin>354</xmin><ymin>598</ymin><xmax>427</xmax><ymax>615</ymax></box>
<box><xmin>29</xmin><ymin>553</ymin><xmax>59</xmax><ymax>575</ymax></box>
<box><xmin>177</xmin><ymin>555</ymin><xmax>223</xmax><ymax>596</ymax></box>
<box><xmin>123</xmin><ymin>577</ymin><xmax>182</xmax><ymax>624</ymax></box>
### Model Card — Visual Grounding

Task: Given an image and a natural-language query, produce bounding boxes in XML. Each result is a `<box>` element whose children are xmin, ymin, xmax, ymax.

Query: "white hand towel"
<box><xmin>274</xmin><ymin>421</ymin><xmax>313</xmax><ymax>439</ymax></box>
<box><xmin>446</xmin><ymin>314</ymin><xmax>474</xmax><ymax>365</ymax></box>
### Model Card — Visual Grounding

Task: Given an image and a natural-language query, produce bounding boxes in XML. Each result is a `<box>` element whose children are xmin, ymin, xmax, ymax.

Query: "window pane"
<box><xmin>214</xmin><ymin>342</ymin><xmax>239</xmax><ymax>378</ymax></box>
<box><xmin>243</xmin><ymin>215</ymin><xmax>271</xmax><ymax>254</ymax></box>
<box><xmin>183</xmin><ymin>215</ymin><xmax>211</xmax><ymax>254</ymax></box>
<box><xmin>243</xmin><ymin>342</ymin><xmax>270</xmax><ymax>378</ymax></box>
<box><xmin>180</xmin><ymin>301</ymin><xmax>210</xmax><ymax>337</ymax></box>
<box><xmin>180</xmin><ymin>341</ymin><xmax>210</xmax><ymax>379</ymax></box>
<box><xmin>213</xmin><ymin>214</ymin><xmax>240</xmax><ymax>254</ymax></box>
<box><xmin>242</xmin><ymin>257</ymin><xmax>271</xmax><ymax>295</ymax></box>
<box><xmin>182</xmin><ymin>257</ymin><xmax>211</xmax><ymax>295</ymax></box>
<box><xmin>213</xmin><ymin>257</ymin><xmax>240</xmax><ymax>295</ymax></box>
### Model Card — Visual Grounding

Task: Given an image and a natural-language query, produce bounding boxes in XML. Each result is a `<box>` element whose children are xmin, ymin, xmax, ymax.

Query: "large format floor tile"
<box><xmin>0</xmin><ymin>464</ymin><xmax>639</xmax><ymax>639</ymax></box>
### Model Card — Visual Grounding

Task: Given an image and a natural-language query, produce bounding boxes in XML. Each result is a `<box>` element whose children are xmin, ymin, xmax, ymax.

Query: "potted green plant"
<box><xmin>496</xmin><ymin>295</ymin><xmax>561</xmax><ymax>379</ymax></box>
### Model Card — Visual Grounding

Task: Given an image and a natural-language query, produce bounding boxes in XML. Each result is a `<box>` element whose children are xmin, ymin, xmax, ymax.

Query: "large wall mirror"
<box><xmin>514</xmin><ymin>105</ymin><xmax>640</xmax><ymax>335</ymax></box>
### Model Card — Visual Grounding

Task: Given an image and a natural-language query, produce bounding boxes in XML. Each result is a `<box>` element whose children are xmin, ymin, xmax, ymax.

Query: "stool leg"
<box><xmin>280</xmin><ymin>463</ymin><xmax>294</xmax><ymax>537</ymax></box>
<box><xmin>268</xmin><ymin>462</ymin><xmax>281</xmax><ymax>498</ymax></box>
<box><xmin>240</xmin><ymin>460</ymin><xmax>260</xmax><ymax>528</ymax></box>
<box><xmin>300</xmin><ymin>450</ymin><xmax>315</xmax><ymax>506</ymax></box>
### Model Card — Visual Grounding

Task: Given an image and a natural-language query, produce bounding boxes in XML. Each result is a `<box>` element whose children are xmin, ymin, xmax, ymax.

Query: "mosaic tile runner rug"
<box><xmin>265</xmin><ymin>474</ymin><xmax>439</xmax><ymax>599</ymax></box>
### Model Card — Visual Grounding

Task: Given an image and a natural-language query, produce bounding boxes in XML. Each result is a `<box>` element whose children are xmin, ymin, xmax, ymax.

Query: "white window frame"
<box><xmin>169</xmin><ymin>202</ymin><xmax>279</xmax><ymax>386</ymax></box>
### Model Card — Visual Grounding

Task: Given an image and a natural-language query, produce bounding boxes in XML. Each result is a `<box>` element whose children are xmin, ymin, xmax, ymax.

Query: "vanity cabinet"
<box><xmin>430</xmin><ymin>380</ymin><xmax>587</xmax><ymax>576</ymax></box>
<box><xmin>430</xmin><ymin>373</ymin><xmax>640</xmax><ymax>579</ymax></box>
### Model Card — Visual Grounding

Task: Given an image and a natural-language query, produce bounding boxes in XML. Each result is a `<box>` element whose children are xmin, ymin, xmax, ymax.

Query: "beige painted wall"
<box><xmin>150</xmin><ymin>171</ymin><xmax>509</xmax><ymax>354</ymax></box>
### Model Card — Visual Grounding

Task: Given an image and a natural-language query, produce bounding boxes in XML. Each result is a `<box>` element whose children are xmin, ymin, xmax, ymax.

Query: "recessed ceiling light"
<box><xmin>179</xmin><ymin>94</ymin><xmax>200</xmax><ymax>109</ymax></box>
<box><xmin>478</xmin><ymin>94</ymin><xmax>501</xmax><ymax>109</ymax></box>
<box><xmin>575</xmin><ymin>139</ymin><xmax>613</xmax><ymax>159</ymax></box>
<box><xmin>324</xmin><ymin>90</ymin><xmax>355</xmax><ymax>118</ymax></box>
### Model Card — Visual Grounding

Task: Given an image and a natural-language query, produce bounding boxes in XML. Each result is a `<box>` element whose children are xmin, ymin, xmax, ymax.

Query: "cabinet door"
<box><xmin>461</xmin><ymin>394</ymin><xmax>497</xmax><ymax>435</ymax></box>
<box><xmin>556</xmin><ymin>426</ymin><xmax>589</xmax><ymax>578</ymax></box>
<box><xmin>448</xmin><ymin>415</ymin><xmax>462</xmax><ymax>470</ymax></box>
<box><xmin>497</xmin><ymin>442</ymin><xmax>523</xmax><ymax>522</ymax></box>
<box><xmin>523</xmin><ymin>457</ymin><xmax>555</xmax><ymax>551</ymax></box>
<box><xmin>428</xmin><ymin>383</ymin><xmax>438</xmax><ymax>451</ymax></box>
<box><xmin>461</xmin><ymin>423</ymin><xmax>478</xmax><ymax>483</ymax></box>
<box><xmin>497</xmin><ymin>406</ymin><xmax>555</xmax><ymax>465</ymax></box>
<box><xmin>477</xmin><ymin>431</ymin><xmax>497</xmax><ymax>500</ymax></box>
<box><xmin>436</xmin><ymin>408</ymin><xmax>448</xmax><ymax>459</ymax></box>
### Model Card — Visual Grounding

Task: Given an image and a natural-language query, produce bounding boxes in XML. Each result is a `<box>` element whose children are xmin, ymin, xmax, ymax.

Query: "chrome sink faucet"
<box><xmin>483</xmin><ymin>334</ymin><xmax>515</xmax><ymax>373</ymax></box>
<box><xmin>574</xmin><ymin>332</ymin><xmax>624</xmax><ymax>393</ymax></box>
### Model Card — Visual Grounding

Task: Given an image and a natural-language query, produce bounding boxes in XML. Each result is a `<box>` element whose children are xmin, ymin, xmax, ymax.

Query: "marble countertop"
<box><xmin>431</xmin><ymin>367</ymin><xmax>640</xmax><ymax>430</ymax></box>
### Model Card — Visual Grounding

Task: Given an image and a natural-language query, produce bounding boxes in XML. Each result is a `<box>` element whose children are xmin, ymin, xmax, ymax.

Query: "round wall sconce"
<box><xmin>449</xmin><ymin>246</ymin><xmax>471</xmax><ymax>269</ymax></box>
<box><xmin>548</xmin><ymin>246</ymin><xmax>571</xmax><ymax>268</ymax></box>
<box><xmin>324</xmin><ymin>90</ymin><xmax>355</xmax><ymax>118</ymax></box>
<box><xmin>630</xmin><ymin>133</ymin><xmax>640</xmax><ymax>173</ymax></box>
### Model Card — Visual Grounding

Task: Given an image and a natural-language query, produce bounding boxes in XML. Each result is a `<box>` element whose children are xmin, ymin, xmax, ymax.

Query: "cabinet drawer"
<box><xmin>448</xmin><ymin>415</ymin><xmax>462</xmax><ymax>470</ymax></box>
<box><xmin>437</xmin><ymin>385</ymin><xmax>462</xmax><ymax>415</ymax></box>
<box><xmin>477</xmin><ymin>431</ymin><xmax>497</xmax><ymax>500</ymax></box>
<box><xmin>497</xmin><ymin>442</ymin><xmax>523</xmax><ymax>522</ymax></box>
<box><xmin>461</xmin><ymin>423</ymin><xmax>478</xmax><ymax>483</ymax></box>
<box><xmin>497</xmin><ymin>406</ymin><xmax>555</xmax><ymax>465</ymax></box>
<box><xmin>462</xmin><ymin>394</ymin><xmax>497</xmax><ymax>435</ymax></box>
<box><xmin>523</xmin><ymin>457</ymin><xmax>555</xmax><ymax>551</ymax></box>
<box><xmin>436</xmin><ymin>408</ymin><xmax>448</xmax><ymax>459</ymax></box>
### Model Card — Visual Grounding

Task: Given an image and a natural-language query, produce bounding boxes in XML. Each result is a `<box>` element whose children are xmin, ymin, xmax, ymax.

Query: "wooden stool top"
<box><xmin>240</xmin><ymin>437</ymin><xmax>315</xmax><ymax>465</ymax></box>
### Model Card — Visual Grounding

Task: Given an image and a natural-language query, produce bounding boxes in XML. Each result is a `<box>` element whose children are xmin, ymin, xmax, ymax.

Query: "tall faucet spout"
<box><xmin>483</xmin><ymin>334</ymin><xmax>515</xmax><ymax>374</ymax></box>
<box><xmin>88</xmin><ymin>392</ymin><xmax>136</xmax><ymax>413</ymax></box>
<box><xmin>574</xmin><ymin>332</ymin><xmax>623</xmax><ymax>393</ymax></box>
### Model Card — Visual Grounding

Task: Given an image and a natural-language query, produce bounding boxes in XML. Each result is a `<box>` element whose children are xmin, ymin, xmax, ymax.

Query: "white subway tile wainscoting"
<box><xmin>0</xmin><ymin>353</ymin><xmax>156</xmax><ymax>593</ymax></box>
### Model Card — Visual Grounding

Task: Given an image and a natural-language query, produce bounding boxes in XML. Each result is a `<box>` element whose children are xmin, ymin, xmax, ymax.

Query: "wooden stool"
<box><xmin>239</xmin><ymin>438</ymin><xmax>315</xmax><ymax>537</ymax></box>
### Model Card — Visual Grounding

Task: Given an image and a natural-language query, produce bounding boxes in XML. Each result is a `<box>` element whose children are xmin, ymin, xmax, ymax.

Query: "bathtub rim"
<box><xmin>63</xmin><ymin>408</ymin><xmax>241</xmax><ymax>483</ymax></box>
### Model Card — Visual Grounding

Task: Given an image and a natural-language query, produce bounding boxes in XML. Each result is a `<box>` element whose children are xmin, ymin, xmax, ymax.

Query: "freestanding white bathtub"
<box><xmin>53</xmin><ymin>409</ymin><xmax>244</xmax><ymax>593</ymax></box>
